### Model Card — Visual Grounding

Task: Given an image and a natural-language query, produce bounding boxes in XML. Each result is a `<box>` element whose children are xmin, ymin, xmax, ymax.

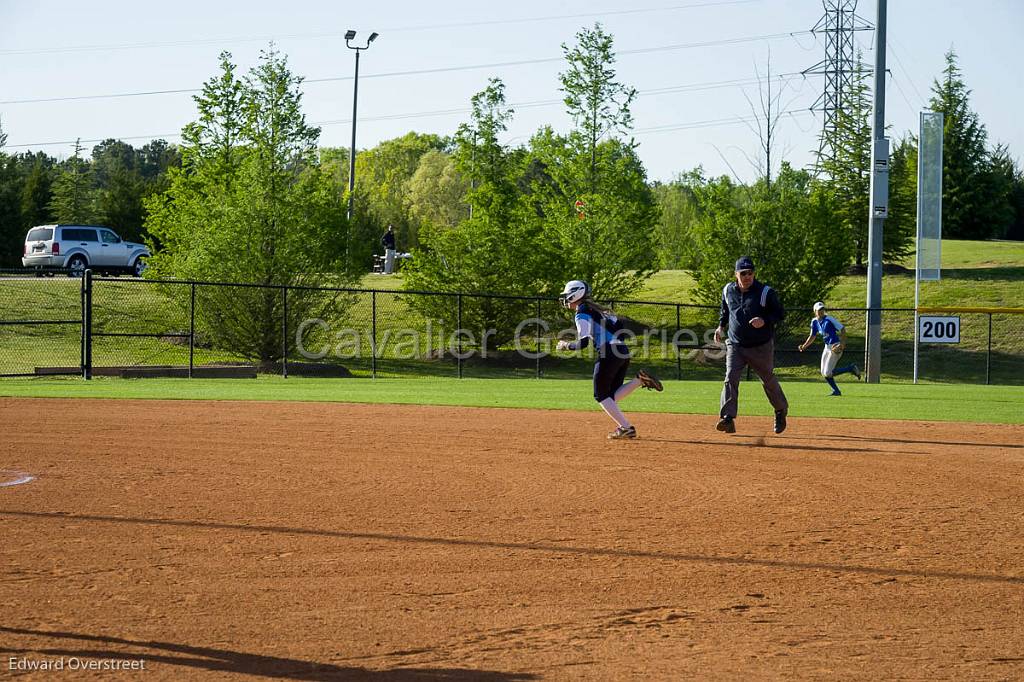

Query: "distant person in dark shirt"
<box><xmin>381</xmin><ymin>225</ymin><xmax>397</xmax><ymax>274</ymax></box>
<box><xmin>713</xmin><ymin>256</ymin><xmax>789</xmax><ymax>435</ymax></box>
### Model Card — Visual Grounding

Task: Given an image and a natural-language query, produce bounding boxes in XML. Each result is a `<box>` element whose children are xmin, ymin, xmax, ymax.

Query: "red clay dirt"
<box><xmin>1</xmin><ymin>397</ymin><xmax>1023</xmax><ymax>680</ymax></box>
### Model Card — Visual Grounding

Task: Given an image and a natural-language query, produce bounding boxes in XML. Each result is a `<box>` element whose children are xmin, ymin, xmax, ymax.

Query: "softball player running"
<box><xmin>556</xmin><ymin>280</ymin><xmax>663</xmax><ymax>439</ymax></box>
<box><xmin>798</xmin><ymin>301</ymin><xmax>861</xmax><ymax>396</ymax></box>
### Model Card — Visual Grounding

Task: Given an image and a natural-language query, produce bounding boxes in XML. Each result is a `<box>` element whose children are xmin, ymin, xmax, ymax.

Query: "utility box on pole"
<box><xmin>871</xmin><ymin>138</ymin><xmax>889</xmax><ymax>218</ymax></box>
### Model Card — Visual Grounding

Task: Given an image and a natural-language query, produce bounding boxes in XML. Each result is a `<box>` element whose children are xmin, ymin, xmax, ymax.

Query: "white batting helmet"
<box><xmin>559</xmin><ymin>280</ymin><xmax>590</xmax><ymax>308</ymax></box>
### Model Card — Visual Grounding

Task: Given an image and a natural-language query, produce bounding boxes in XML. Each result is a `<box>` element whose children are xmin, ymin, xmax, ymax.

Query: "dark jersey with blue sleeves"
<box><xmin>575</xmin><ymin>303</ymin><xmax>628</xmax><ymax>356</ymax></box>
<box><xmin>811</xmin><ymin>315</ymin><xmax>844</xmax><ymax>347</ymax></box>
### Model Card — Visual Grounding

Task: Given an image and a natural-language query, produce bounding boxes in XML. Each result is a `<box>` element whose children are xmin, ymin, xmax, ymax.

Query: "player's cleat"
<box><xmin>716</xmin><ymin>417</ymin><xmax>736</xmax><ymax>433</ymax></box>
<box><xmin>829</xmin><ymin>391</ymin><xmax>842</xmax><ymax>397</ymax></box>
<box><xmin>608</xmin><ymin>425</ymin><xmax>637</xmax><ymax>440</ymax></box>
<box><xmin>637</xmin><ymin>369</ymin><xmax>663</xmax><ymax>392</ymax></box>
<box><xmin>852</xmin><ymin>364</ymin><xmax>862</xmax><ymax>380</ymax></box>
<box><xmin>774</xmin><ymin>409</ymin><xmax>788</xmax><ymax>434</ymax></box>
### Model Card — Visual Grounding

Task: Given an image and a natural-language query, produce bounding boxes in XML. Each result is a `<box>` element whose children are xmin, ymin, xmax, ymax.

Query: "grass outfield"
<box><xmin>1</xmin><ymin>376</ymin><xmax>1021</xmax><ymax>425</ymax></box>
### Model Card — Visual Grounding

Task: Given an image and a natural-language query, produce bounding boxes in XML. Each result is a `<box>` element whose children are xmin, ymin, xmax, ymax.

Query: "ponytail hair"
<box><xmin>581</xmin><ymin>296</ymin><xmax>614</xmax><ymax>315</ymax></box>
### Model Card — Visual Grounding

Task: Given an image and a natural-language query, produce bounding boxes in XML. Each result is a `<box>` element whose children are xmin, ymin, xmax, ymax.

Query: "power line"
<box><xmin>634</xmin><ymin>108</ymin><xmax>814</xmax><ymax>135</ymax></box>
<box><xmin>3</xmin><ymin>73</ymin><xmax>812</xmax><ymax>149</ymax></box>
<box><xmin>1</xmin><ymin>30</ymin><xmax>814</xmax><ymax>106</ymax></box>
<box><xmin>0</xmin><ymin>0</ymin><xmax>760</xmax><ymax>57</ymax></box>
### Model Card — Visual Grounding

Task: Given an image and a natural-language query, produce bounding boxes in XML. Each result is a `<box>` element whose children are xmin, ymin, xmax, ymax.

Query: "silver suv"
<box><xmin>22</xmin><ymin>224</ymin><xmax>150</xmax><ymax>277</ymax></box>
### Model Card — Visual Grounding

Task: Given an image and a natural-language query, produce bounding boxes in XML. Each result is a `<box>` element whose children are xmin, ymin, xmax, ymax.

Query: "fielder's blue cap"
<box><xmin>735</xmin><ymin>256</ymin><xmax>755</xmax><ymax>271</ymax></box>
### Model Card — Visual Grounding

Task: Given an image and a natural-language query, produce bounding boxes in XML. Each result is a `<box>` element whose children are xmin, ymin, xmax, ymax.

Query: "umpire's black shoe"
<box><xmin>774</xmin><ymin>409</ymin><xmax>788</xmax><ymax>434</ymax></box>
<box><xmin>716</xmin><ymin>417</ymin><xmax>736</xmax><ymax>433</ymax></box>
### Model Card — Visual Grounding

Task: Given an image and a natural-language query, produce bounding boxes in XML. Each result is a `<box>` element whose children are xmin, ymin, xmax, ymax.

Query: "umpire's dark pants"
<box><xmin>720</xmin><ymin>339</ymin><xmax>788</xmax><ymax>419</ymax></box>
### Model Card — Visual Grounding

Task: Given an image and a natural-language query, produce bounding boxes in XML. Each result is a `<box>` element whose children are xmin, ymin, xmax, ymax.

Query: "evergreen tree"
<box><xmin>0</xmin><ymin>146</ymin><xmax>24</xmax><ymax>266</ymax></box>
<box><xmin>928</xmin><ymin>49</ymin><xmax>1004</xmax><ymax>239</ymax></box>
<box><xmin>48</xmin><ymin>140</ymin><xmax>98</xmax><ymax>223</ymax></box>
<box><xmin>985</xmin><ymin>145</ymin><xmax>1020</xmax><ymax>239</ymax></box>
<box><xmin>19</xmin><ymin>154</ymin><xmax>56</xmax><ymax>229</ymax></box>
<box><xmin>92</xmin><ymin>139</ymin><xmax>146</xmax><ymax>241</ymax></box>
<box><xmin>885</xmin><ymin>135</ymin><xmax>918</xmax><ymax>263</ymax></box>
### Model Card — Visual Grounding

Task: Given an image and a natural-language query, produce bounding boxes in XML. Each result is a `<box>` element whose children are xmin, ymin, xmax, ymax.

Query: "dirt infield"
<box><xmin>2</xmin><ymin>398</ymin><xmax>1023</xmax><ymax>680</ymax></box>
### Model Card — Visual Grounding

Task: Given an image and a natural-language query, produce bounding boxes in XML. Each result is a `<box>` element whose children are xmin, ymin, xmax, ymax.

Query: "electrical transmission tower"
<box><xmin>803</xmin><ymin>0</ymin><xmax>872</xmax><ymax>168</ymax></box>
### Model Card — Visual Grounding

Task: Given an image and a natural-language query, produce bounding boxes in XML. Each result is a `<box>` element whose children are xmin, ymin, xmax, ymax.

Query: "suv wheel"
<box><xmin>66</xmin><ymin>255</ymin><xmax>87</xmax><ymax>278</ymax></box>
<box><xmin>132</xmin><ymin>257</ymin><xmax>147</xmax><ymax>278</ymax></box>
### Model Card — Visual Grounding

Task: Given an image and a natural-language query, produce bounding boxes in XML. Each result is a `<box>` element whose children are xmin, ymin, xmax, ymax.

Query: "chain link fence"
<box><xmin>0</xmin><ymin>270</ymin><xmax>83</xmax><ymax>376</ymax></box>
<box><xmin>1</xmin><ymin>269</ymin><xmax>1022</xmax><ymax>384</ymax></box>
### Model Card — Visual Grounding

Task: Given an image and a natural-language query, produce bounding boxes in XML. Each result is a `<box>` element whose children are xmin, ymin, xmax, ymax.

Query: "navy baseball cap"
<box><xmin>735</xmin><ymin>256</ymin><xmax>755</xmax><ymax>271</ymax></box>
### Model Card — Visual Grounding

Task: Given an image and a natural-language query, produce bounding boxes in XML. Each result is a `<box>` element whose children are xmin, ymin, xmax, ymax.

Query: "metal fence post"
<box><xmin>536</xmin><ymin>297</ymin><xmax>542</xmax><ymax>379</ymax></box>
<box><xmin>282</xmin><ymin>286</ymin><xmax>288</xmax><ymax>379</ymax></box>
<box><xmin>189</xmin><ymin>283</ymin><xmax>196</xmax><ymax>378</ymax></box>
<box><xmin>457</xmin><ymin>294</ymin><xmax>463</xmax><ymax>379</ymax></box>
<box><xmin>82</xmin><ymin>269</ymin><xmax>93</xmax><ymax>380</ymax></box>
<box><xmin>986</xmin><ymin>313</ymin><xmax>992</xmax><ymax>386</ymax></box>
<box><xmin>676</xmin><ymin>304</ymin><xmax>682</xmax><ymax>381</ymax></box>
<box><xmin>371</xmin><ymin>291</ymin><xmax>377</xmax><ymax>379</ymax></box>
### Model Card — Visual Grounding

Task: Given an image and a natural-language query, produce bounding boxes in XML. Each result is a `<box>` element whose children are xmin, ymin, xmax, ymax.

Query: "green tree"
<box><xmin>19</xmin><ymin>153</ymin><xmax>56</xmax><ymax>230</ymax></box>
<box><xmin>928</xmin><ymin>49</ymin><xmax>1006</xmax><ymax>239</ymax></box>
<box><xmin>560</xmin><ymin>23</ymin><xmax>637</xmax><ymax>192</ymax></box>
<box><xmin>1002</xmin><ymin>158</ymin><xmax>1024</xmax><ymax>241</ymax></box>
<box><xmin>403</xmin><ymin>79</ymin><xmax>558</xmax><ymax>349</ymax></box>
<box><xmin>513</xmin><ymin>23</ymin><xmax>657</xmax><ymax>300</ymax></box>
<box><xmin>406</xmin><ymin>149</ymin><xmax>470</xmax><ymax>230</ymax></box>
<box><xmin>688</xmin><ymin>164</ymin><xmax>853</xmax><ymax>320</ymax></box>
<box><xmin>652</xmin><ymin>169</ymin><xmax>705</xmax><ymax>270</ymax></box>
<box><xmin>91</xmin><ymin>139</ymin><xmax>146</xmax><ymax>241</ymax></box>
<box><xmin>985</xmin><ymin>145</ymin><xmax>1019</xmax><ymax>239</ymax></box>
<box><xmin>524</xmin><ymin>127</ymin><xmax>658</xmax><ymax>298</ymax></box>
<box><xmin>181</xmin><ymin>51</ymin><xmax>245</xmax><ymax>188</ymax></box>
<box><xmin>351</xmin><ymin>132</ymin><xmax>447</xmax><ymax>258</ymax></box>
<box><xmin>48</xmin><ymin>140</ymin><xmax>98</xmax><ymax>223</ymax></box>
<box><xmin>145</xmin><ymin>48</ymin><xmax>356</xmax><ymax>366</ymax></box>
<box><xmin>886</xmin><ymin>135</ymin><xmax>918</xmax><ymax>263</ymax></box>
<box><xmin>0</xmin><ymin>154</ymin><xmax>24</xmax><ymax>266</ymax></box>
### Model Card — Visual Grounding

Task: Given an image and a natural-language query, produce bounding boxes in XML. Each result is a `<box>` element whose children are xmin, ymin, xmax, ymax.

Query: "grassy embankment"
<box><xmin>2</xmin><ymin>239</ymin><xmax>1022</xmax><ymax>382</ymax></box>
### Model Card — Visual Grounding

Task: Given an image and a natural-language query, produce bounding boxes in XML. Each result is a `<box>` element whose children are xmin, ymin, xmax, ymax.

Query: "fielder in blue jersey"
<box><xmin>798</xmin><ymin>301</ymin><xmax>861</xmax><ymax>396</ymax></box>
<box><xmin>556</xmin><ymin>280</ymin><xmax>663</xmax><ymax>439</ymax></box>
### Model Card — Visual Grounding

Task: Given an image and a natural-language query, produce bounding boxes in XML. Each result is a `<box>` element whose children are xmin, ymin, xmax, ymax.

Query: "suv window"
<box><xmin>27</xmin><ymin>228</ymin><xmax>54</xmax><ymax>241</ymax></box>
<box><xmin>62</xmin><ymin>228</ymin><xmax>99</xmax><ymax>242</ymax></box>
<box><xmin>100</xmin><ymin>230</ymin><xmax>121</xmax><ymax>244</ymax></box>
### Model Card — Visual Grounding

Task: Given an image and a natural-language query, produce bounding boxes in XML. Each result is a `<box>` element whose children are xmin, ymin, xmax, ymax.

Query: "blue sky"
<box><xmin>1</xmin><ymin>0</ymin><xmax>1021</xmax><ymax>183</ymax></box>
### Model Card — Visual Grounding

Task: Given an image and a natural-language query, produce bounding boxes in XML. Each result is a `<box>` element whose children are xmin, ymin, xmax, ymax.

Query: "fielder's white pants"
<box><xmin>820</xmin><ymin>344</ymin><xmax>842</xmax><ymax>377</ymax></box>
<box><xmin>384</xmin><ymin>248</ymin><xmax>396</xmax><ymax>274</ymax></box>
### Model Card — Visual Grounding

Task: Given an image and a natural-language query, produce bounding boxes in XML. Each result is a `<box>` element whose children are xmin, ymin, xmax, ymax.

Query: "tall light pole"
<box><xmin>864</xmin><ymin>0</ymin><xmax>887</xmax><ymax>382</ymax></box>
<box><xmin>345</xmin><ymin>29</ymin><xmax>378</xmax><ymax>221</ymax></box>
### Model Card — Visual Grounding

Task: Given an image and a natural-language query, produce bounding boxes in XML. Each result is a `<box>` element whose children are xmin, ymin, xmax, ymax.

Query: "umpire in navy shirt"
<box><xmin>713</xmin><ymin>256</ymin><xmax>789</xmax><ymax>434</ymax></box>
